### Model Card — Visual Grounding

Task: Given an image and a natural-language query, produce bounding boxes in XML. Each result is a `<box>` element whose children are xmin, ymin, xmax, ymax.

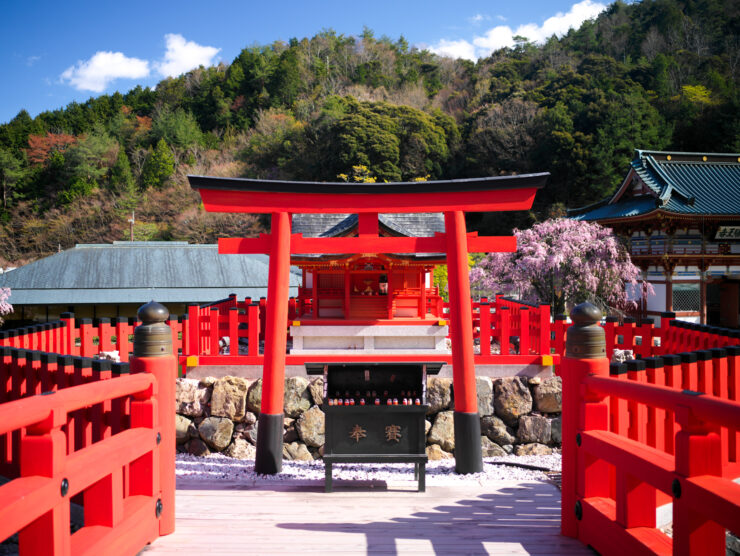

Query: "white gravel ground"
<box><xmin>176</xmin><ymin>452</ymin><xmax>562</xmax><ymax>486</ymax></box>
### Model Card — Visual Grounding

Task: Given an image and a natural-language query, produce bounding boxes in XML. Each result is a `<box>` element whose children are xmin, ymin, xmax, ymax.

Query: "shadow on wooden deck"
<box><xmin>144</xmin><ymin>479</ymin><xmax>595</xmax><ymax>555</ymax></box>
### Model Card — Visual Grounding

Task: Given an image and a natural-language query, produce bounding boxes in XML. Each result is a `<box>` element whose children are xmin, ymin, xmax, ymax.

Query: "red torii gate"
<box><xmin>189</xmin><ymin>174</ymin><xmax>548</xmax><ymax>474</ymax></box>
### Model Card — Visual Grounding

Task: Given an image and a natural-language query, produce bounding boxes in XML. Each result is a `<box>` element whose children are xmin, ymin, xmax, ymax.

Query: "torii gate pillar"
<box><xmin>256</xmin><ymin>212</ymin><xmax>292</xmax><ymax>474</ymax></box>
<box><xmin>445</xmin><ymin>210</ymin><xmax>482</xmax><ymax>473</ymax></box>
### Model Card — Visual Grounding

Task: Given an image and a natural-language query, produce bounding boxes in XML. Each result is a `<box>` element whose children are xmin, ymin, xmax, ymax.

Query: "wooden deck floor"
<box><xmin>142</xmin><ymin>477</ymin><xmax>594</xmax><ymax>555</ymax></box>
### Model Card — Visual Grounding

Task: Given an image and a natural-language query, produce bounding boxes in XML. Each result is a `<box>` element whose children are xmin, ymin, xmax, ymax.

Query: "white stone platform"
<box><xmin>289</xmin><ymin>324</ymin><xmax>450</xmax><ymax>355</ymax></box>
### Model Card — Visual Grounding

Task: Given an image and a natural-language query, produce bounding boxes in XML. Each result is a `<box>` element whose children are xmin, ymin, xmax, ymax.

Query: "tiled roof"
<box><xmin>0</xmin><ymin>242</ymin><xmax>301</xmax><ymax>305</ymax></box>
<box><xmin>570</xmin><ymin>150</ymin><xmax>740</xmax><ymax>221</ymax></box>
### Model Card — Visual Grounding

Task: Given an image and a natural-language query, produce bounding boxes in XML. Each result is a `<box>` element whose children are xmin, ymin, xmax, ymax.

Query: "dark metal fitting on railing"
<box><xmin>672</xmin><ymin>478</ymin><xmax>681</xmax><ymax>498</ymax></box>
<box><xmin>133</xmin><ymin>301</ymin><xmax>172</xmax><ymax>357</ymax></box>
<box><xmin>565</xmin><ymin>302</ymin><xmax>605</xmax><ymax>359</ymax></box>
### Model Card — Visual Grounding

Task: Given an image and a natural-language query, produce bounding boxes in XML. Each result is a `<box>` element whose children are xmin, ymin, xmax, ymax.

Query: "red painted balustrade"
<box><xmin>0</xmin><ymin>314</ymin><xmax>184</xmax><ymax>363</ymax></box>
<box><xmin>0</xmin><ymin>353</ymin><xmax>165</xmax><ymax>555</ymax></box>
<box><xmin>561</xmin><ymin>319</ymin><xmax>740</xmax><ymax>555</ymax></box>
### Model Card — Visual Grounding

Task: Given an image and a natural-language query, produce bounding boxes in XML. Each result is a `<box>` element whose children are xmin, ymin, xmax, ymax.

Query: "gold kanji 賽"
<box><xmin>349</xmin><ymin>424</ymin><xmax>367</xmax><ymax>443</ymax></box>
<box><xmin>385</xmin><ymin>424</ymin><xmax>402</xmax><ymax>442</ymax></box>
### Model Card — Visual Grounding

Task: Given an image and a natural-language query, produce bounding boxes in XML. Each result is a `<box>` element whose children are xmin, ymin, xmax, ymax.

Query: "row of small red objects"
<box><xmin>326</xmin><ymin>398</ymin><xmax>421</xmax><ymax>406</ymax></box>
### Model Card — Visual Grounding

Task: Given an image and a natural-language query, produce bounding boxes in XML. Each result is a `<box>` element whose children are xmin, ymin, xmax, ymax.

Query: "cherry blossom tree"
<box><xmin>0</xmin><ymin>287</ymin><xmax>12</xmax><ymax>324</ymax></box>
<box><xmin>469</xmin><ymin>218</ymin><xmax>650</xmax><ymax>315</ymax></box>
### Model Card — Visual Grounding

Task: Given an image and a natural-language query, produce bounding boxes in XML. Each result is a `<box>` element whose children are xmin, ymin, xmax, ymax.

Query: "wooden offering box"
<box><xmin>307</xmin><ymin>362</ymin><xmax>443</xmax><ymax>492</ymax></box>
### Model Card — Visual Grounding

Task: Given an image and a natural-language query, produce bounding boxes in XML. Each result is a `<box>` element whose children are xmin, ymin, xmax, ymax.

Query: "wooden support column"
<box><xmin>311</xmin><ymin>270</ymin><xmax>318</xmax><ymax>318</ymax></box>
<box><xmin>444</xmin><ymin>210</ymin><xmax>482</xmax><ymax>474</ymax></box>
<box><xmin>256</xmin><ymin>212</ymin><xmax>291</xmax><ymax>475</ymax></box>
<box><xmin>699</xmin><ymin>264</ymin><xmax>707</xmax><ymax>325</ymax></box>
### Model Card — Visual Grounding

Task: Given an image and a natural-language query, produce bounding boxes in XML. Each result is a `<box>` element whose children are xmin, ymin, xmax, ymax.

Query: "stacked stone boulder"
<box><xmin>175</xmin><ymin>374</ymin><xmax>562</xmax><ymax>461</ymax></box>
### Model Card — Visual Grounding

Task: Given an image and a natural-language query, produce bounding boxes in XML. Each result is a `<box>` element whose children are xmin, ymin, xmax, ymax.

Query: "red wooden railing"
<box><xmin>0</xmin><ymin>352</ymin><xmax>163</xmax><ymax>555</ymax></box>
<box><xmin>0</xmin><ymin>314</ymin><xmax>184</xmax><ymax>363</ymax></box>
<box><xmin>0</xmin><ymin>303</ymin><xmax>176</xmax><ymax>555</ymax></box>
<box><xmin>561</xmin><ymin>307</ymin><xmax>740</xmax><ymax>556</ymax></box>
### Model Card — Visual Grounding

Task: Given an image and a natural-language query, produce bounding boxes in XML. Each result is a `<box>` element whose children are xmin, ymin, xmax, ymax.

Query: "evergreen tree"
<box><xmin>140</xmin><ymin>139</ymin><xmax>175</xmax><ymax>189</ymax></box>
<box><xmin>110</xmin><ymin>148</ymin><xmax>135</xmax><ymax>194</ymax></box>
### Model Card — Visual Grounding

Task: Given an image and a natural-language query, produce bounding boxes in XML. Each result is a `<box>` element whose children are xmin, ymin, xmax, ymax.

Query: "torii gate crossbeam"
<box><xmin>189</xmin><ymin>174</ymin><xmax>548</xmax><ymax>475</ymax></box>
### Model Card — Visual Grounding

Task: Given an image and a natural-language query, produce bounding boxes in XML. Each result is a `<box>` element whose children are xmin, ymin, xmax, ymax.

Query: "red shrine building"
<box><xmin>189</xmin><ymin>174</ymin><xmax>548</xmax><ymax>475</ymax></box>
<box><xmin>288</xmin><ymin>213</ymin><xmax>448</xmax><ymax>355</ymax></box>
<box><xmin>570</xmin><ymin>150</ymin><xmax>740</xmax><ymax>327</ymax></box>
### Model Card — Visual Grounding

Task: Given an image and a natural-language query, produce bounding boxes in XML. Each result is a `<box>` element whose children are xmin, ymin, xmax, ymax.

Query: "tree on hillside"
<box><xmin>140</xmin><ymin>139</ymin><xmax>175</xmax><ymax>189</ymax></box>
<box><xmin>0</xmin><ymin>148</ymin><xmax>26</xmax><ymax>209</ymax></box>
<box><xmin>26</xmin><ymin>132</ymin><xmax>77</xmax><ymax>166</ymax></box>
<box><xmin>110</xmin><ymin>148</ymin><xmax>136</xmax><ymax>194</ymax></box>
<box><xmin>469</xmin><ymin>218</ymin><xmax>650</xmax><ymax>315</ymax></box>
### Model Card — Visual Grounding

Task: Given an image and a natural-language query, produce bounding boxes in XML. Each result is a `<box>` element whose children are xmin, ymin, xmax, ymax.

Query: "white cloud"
<box><xmin>155</xmin><ymin>33</ymin><xmax>220</xmax><ymax>78</ymax></box>
<box><xmin>431</xmin><ymin>0</ymin><xmax>606</xmax><ymax>60</ymax></box>
<box><xmin>60</xmin><ymin>51</ymin><xmax>150</xmax><ymax>92</ymax></box>
<box><xmin>430</xmin><ymin>39</ymin><xmax>477</xmax><ymax>61</ymax></box>
<box><xmin>469</xmin><ymin>14</ymin><xmax>490</xmax><ymax>25</ymax></box>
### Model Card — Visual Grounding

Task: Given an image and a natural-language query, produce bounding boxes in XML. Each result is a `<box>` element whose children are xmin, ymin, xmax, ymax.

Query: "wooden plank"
<box><xmin>142</xmin><ymin>479</ymin><xmax>592</xmax><ymax>555</ymax></box>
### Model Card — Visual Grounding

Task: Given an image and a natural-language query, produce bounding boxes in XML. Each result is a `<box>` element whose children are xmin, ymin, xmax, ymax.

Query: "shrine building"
<box><xmin>570</xmin><ymin>149</ymin><xmax>740</xmax><ymax>327</ymax></box>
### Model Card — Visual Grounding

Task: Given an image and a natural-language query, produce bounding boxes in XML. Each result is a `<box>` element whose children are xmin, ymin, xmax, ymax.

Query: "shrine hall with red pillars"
<box><xmin>188</xmin><ymin>174</ymin><xmax>549</xmax><ymax>474</ymax></box>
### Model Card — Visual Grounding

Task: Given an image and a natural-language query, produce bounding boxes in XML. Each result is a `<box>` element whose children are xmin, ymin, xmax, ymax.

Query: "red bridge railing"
<box><xmin>561</xmin><ymin>304</ymin><xmax>740</xmax><ymax>556</ymax></box>
<box><xmin>0</xmin><ymin>302</ymin><xmax>176</xmax><ymax>555</ymax></box>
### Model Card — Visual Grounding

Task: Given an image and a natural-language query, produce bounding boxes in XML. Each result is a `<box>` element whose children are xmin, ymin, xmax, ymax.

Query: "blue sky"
<box><xmin>0</xmin><ymin>0</ymin><xmax>608</xmax><ymax>125</ymax></box>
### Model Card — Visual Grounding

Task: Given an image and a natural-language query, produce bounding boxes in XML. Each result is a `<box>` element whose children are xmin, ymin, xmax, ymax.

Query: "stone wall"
<box><xmin>175</xmin><ymin>375</ymin><xmax>562</xmax><ymax>461</ymax></box>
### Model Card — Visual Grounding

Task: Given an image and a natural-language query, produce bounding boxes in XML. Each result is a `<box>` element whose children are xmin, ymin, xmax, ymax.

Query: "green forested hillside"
<box><xmin>0</xmin><ymin>0</ymin><xmax>737</xmax><ymax>264</ymax></box>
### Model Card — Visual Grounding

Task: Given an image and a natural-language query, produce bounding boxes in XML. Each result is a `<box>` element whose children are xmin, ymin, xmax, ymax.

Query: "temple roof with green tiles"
<box><xmin>569</xmin><ymin>150</ymin><xmax>740</xmax><ymax>223</ymax></box>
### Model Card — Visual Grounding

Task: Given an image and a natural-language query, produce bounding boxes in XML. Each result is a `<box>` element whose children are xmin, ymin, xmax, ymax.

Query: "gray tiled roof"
<box><xmin>0</xmin><ymin>242</ymin><xmax>301</xmax><ymax>305</ymax></box>
<box><xmin>570</xmin><ymin>150</ymin><xmax>740</xmax><ymax>221</ymax></box>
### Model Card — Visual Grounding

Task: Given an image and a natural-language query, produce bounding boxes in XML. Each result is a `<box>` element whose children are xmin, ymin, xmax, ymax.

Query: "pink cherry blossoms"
<box><xmin>0</xmin><ymin>287</ymin><xmax>12</xmax><ymax>324</ymax></box>
<box><xmin>469</xmin><ymin>218</ymin><xmax>651</xmax><ymax>315</ymax></box>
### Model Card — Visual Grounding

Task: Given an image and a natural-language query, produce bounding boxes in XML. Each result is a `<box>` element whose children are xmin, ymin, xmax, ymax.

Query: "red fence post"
<box><xmin>248</xmin><ymin>303</ymin><xmax>260</xmax><ymax>356</ymax></box>
<box><xmin>553</xmin><ymin>314</ymin><xmax>567</xmax><ymax>357</ymax></box>
<box><xmin>660</xmin><ymin>354</ymin><xmax>682</xmax><ymax>455</ymax></box>
<box><xmin>187</xmin><ymin>304</ymin><xmax>200</xmax><ymax>355</ymax></box>
<box><xmin>97</xmin><ymin>318</ymin><xmax>113</xmax><ymax>352</ymax></box>
<box><xmin>561</xmin><ymin>302</ymin><xmax>609</xmax><ymax>539</ymax></box>
<box><xmin>710</xmin><ymin>348</ymin><xmax>730</xmax><ymax>468</ymax></box>
<box><xmin>479</xmin><ymin>301</ymin><xmax>491</xmax><ymax>357</ymax></box>
<box><xmin>609</xmin><ymin>363</ymin><xmax>629</xmax><ymax>438</ymax></box>
<box><xmin>538</xmin><ymin>304</ymin><xmax>550</xmax><ymax>356</ymax></box>
<box><xmin>643</xmin><ymin>356</ymin><xmax>665</xmax><ymax>452</ymax></box>
<box><xmin>728</xmin><ymin>345</ymin><xmax>740</xmax><ymax>464</ymax></box>
<box><xmin>61</xmin><ymin>313</ymin><xmax>75</xmax><ymax>356</ymax></box>
<box><xmin>229</xmin><ymin>307</ymin><xmax>239</xmax><ymax>356</ymax></box>
<box><xmin>0</xmin><ymin>347</ymin><xmax>12</xmax><ymax>475</ymax></box>
<box><xmin>79</xmin><ymin>319</ymin><xmax>94</xmax><ymax>358</ymax></box>
<box><xmin>519</xmin><ymin>307</ymin><xmax>530</xmax><ymax>355</ymax></box>
<box><xmin>625</xmin><ymin>359</ymin><xmax>647</xmax><ymax>443</ymax></box>
<box><xmin>18</xmin><ymin>403</ymin><xmax>69</xmax><ymax>555</ymax></box>
<box><xmin>659</xmin><ymin>312</ymin><xmax>676</xmax><ymax>354</ymax></box>
<box><xmin>672</xmin><ymin>405</ymin><xmax>724</xmax><ymax>555</ymax></box>
<box><xmin>680</xmin><ymin>352</ymin><xmax>698</xmax><ymax>391</ymax></box>
<box><xmin>130</xmin><ymin>301</ymin><xmax>176</xmax><ymax>536</ymax></box>
<box><xmin>498</xmin><ymin>306</ymin><xmax>510</xmax><ymax>355</ymax></box>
